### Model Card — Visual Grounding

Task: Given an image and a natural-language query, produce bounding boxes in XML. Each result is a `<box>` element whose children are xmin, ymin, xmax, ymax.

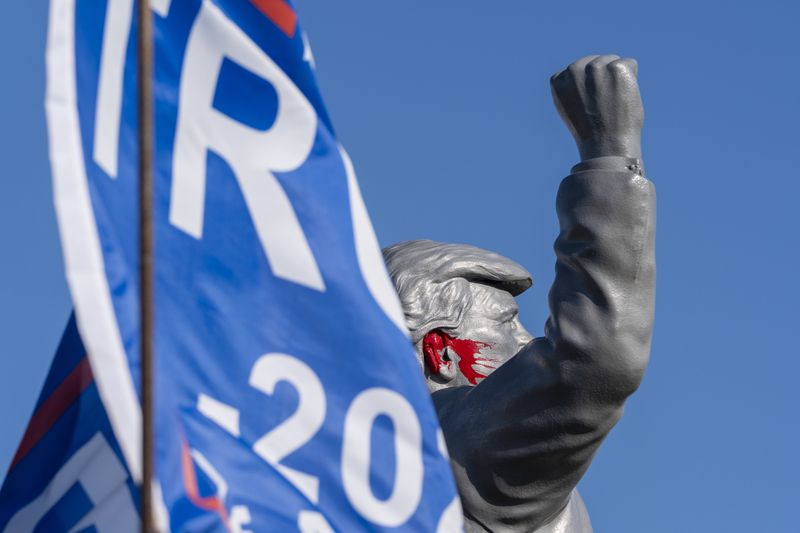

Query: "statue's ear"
<box><xmin>422</xmin><ymin>330</ymin><xmax>458</xmax><ymax>383</ymax></box>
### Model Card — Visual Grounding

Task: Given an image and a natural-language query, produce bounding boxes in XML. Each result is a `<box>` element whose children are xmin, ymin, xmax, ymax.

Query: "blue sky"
<box><xmin>1</xmin><ymin>1</ymin><xmax>799</xmax><ymax>531</ymax></box>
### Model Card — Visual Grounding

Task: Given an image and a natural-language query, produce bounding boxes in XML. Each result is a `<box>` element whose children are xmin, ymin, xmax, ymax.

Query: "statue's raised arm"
<box><xmin>384</xmin><ymin>55</ymin><xmax>656</xmax><ymax>533</ymax></box>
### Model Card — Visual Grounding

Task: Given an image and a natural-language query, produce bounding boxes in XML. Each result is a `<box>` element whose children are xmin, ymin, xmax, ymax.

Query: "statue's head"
<box><xmin>383</xmin><ymin>240</ymin><xmax>534</xmax><ymax>392</ymax></box>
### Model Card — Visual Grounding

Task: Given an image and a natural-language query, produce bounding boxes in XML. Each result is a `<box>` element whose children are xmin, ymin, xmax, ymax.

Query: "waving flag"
<box><xmin>0</xmin><ymin>317</ymin><xmax>139</xmax><ymax>532</ymax></box>
<box><xmin>2</xmin><ymin>0</ymin><xmax>462</xmax><ymax>530</ymax></box>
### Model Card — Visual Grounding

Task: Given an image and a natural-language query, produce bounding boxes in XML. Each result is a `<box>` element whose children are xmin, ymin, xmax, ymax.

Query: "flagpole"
<box><xmin>137</xmin><ymin>0</ymin><xmax>155</xmax><ymax>531</ymax></box>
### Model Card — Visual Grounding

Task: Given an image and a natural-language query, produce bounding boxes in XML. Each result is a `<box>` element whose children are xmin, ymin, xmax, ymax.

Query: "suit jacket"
<box><xmin>433</xmin><ymin>158</ymin><xmax>656</xmax><ymax>532</ymax></box>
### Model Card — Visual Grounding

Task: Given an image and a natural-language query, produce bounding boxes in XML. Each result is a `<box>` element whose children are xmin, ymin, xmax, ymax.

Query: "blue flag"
<box><xmin>2</xmin><ymin>0</ymin><xmax>463</xmax><ymax>530</ymax></box>
<box><xmin>0</xmin><ymin>317</ymin><xmax>139</xmax><ymax>532</ymax></box>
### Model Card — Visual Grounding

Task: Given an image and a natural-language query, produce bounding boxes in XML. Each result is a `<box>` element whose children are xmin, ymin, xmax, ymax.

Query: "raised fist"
<box><xmin>550</xmin><ymin>55</ymin><xmax>643</xmax><ymax>161</ymax></box>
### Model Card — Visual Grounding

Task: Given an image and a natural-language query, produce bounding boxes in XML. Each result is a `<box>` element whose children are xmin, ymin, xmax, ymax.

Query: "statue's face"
<box><xmin>422</xmin><ymin>282</ymin><xmax>533</xmax><ymax>390</ymax></box>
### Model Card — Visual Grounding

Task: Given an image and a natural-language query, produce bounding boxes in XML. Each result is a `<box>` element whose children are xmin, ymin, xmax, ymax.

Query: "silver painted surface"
<box><xmin>384</xmin><ymin>56</ymin><xmax>654</xmax><ymax>532</ymax></box>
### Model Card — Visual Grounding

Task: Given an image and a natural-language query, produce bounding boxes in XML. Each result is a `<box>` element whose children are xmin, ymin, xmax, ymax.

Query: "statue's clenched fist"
<box><xmin>551</xmin><ymin>55</ymin><xmax>643</xmax><ymax>161</ymax></box>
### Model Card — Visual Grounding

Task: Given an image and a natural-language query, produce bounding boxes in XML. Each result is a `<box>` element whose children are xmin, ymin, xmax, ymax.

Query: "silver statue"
<box><xmin>384</xmin><ymin>55</ymin><xmax>656</xmax><ymax>532</ymax></box>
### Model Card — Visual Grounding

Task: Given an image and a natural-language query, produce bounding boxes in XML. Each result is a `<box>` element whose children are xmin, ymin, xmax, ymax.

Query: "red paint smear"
<box><xmin>249</xmin><ymin>0</ymin><xmax>298</xmax><ymax>38</ymax></box>
<box><xmin>443</xmin><ymin>334</ymin><xmax>495</xmax><ymax>384</ymax></box>
<box><xmin>422</xmin><ymin>332</ymin><xmax>447</xmax><ymax>375</ymax></box>
<box><xmin>180</xmin><ymin>439</ymin><xmax>230</xmax><ymax>528</ymax></box>
<box><xmin>9</xmin><ymin>357</ymin><xmax>93</xmax><ymax>471</ymax></box>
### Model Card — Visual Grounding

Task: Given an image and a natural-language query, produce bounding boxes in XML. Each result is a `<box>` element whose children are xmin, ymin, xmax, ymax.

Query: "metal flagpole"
<box><xmin>137</xmin><ymin>0</ymin><xmax>155</xmax><ymax>531</ymax></box>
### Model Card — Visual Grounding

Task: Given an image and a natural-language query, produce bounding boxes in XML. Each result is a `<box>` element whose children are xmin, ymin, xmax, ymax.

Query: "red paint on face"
<box><xmin>422</xmin><ymin>330</ymin><xmax>497</xmax><ymax>385</ymax></box>
<box><xmin>422</xmin><ymin>332</ymin><xmax>447</xmax><ymax>375</ymax></box>
<box><xmin>442</xmin><ymin>334</ymin><xmax>495</xmax><ymax>384</ymax></box>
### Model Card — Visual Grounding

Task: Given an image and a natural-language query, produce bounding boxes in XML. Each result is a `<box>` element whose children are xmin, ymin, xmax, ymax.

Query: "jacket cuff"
<box><xmin>571</xmin><ymin>156</ymin><xmax>645</xmax><ymax>176</ymax></box>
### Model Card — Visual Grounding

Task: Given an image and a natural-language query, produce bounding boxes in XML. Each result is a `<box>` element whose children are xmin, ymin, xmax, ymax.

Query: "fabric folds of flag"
<box><xmin>1</xmin><ymin>0</ymin><xmax>462</xmax><ymax>531</ymax></box>
<box><xmin>0</xmin><ymin>316</ymin><xmax>139</xmax><ymax>532</ymax></box>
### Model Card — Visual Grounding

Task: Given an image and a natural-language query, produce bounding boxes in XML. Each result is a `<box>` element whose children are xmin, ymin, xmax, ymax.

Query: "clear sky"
<box><xmin>1</xmin><ymin>1</ymin><xmax>799</xmax><ymax>531</ymax></box>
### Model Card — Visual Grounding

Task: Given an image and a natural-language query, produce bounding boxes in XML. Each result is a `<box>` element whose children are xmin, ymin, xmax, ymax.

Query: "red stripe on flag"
<box><xmin>249</xmin><ymin>0</ymin><xmax>298</xmax><ymax>38</ymax></box>
<box><xmin>9</xmin><ymin>357</ymin><xmax>94</xmax><ymax>471</ymax></box>
<box><xmin>181</xmin><ymin>439</ymin><xmax>229</xmax><ymax>526</ymax></box>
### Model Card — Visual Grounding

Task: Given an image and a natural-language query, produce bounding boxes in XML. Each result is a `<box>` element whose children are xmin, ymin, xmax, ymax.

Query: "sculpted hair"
<box><xmin>382</xmin><ymin>240</ymin><xmax>532</xmax><ymax>344</ymax></box>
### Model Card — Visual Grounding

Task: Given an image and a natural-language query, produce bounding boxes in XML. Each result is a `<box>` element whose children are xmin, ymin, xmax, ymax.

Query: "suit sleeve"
<box><xmin>433</xmin><ymin>158</ymin><xmax>656</xmax><ymax>531</ymax></box>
